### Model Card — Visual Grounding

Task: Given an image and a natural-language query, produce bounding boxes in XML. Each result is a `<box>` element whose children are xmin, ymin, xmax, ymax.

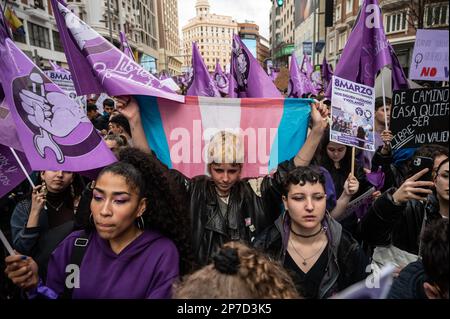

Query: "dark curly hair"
<box><xmin>111</xmin><ymin>147</ymin><xmax>196</xmax><ymax>275</ymax></box>
<box><xmin>283</xmin><ymin>166</ymin><xmax>327</xmax><ymax>196</ymax></box>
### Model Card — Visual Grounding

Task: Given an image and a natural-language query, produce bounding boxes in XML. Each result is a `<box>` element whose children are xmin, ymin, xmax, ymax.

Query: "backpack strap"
<box><xmin>60</xmin><ymin>231</ymin><xmax>90</xmax><ymax>299</ymax></box>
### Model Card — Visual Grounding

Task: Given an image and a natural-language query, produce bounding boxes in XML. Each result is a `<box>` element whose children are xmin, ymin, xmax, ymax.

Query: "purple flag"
<box><xmin>186</xmin><ymin>43</ymin><xmax>220</xmax><ymax>97</ymax></box>
<box><xmin>0</xmin><ymin>144</ymin><xmax>32</xmax><ymax>198</ymax></box>
<box><xmin>213</xmin><ymin>60</ymin><xmax>229</xmax><ymax>95</ymax></box>
<box><xmin>0</xmin><ymin>33</ymin><xmax>117</xmax><ymax>172</ymax></box>
<box><xmin>50</xmin><ymin>0</ymin><xmax>182</xmax><ymax>102</ymax></box>
<box><xmin>288</xmin><ymin>53</ymin><xmax>318</xmax><ymax>98</ymax></box>
<box><xmin>229</xmin><ymin>35</ymin><xmax>281</xmax><ymax>98</ymax></box>
<box><xmin>119</xmin><ymin>31</ymin><xmax>135</xmax><ymax>62</ymax></box>
<box><xmin>328</xmin><ymin>0</ymin><xmax>409</xmax><ymax>96</ymax></box>
<box><xmin>322</xmin><ymin>56</ymin><xmax>333</xmax><ymax>92</ymax></box>
<box><xmin>49</xmin><ymin>60</ymin><xmax>70</xmax><ymax>74</ymax></box>
<box><xmin>301</xmin><ymin>54</ymin><xmax>314</xmax><ymax>78</ymax></box>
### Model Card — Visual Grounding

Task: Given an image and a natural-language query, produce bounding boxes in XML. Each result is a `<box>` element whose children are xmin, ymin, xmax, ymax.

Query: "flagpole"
<box><xmin>381</xmin><ymin>68</ymin><xmax>389</xmax><ymax>131</ymax></box>
<box><xmin>8</xmin><ymin>147</ymin><xmax>35</xmax><ymax>188</ymax></box>
<box><xmin>351</xmin><ymin>147</ymin><xmax>356</xmax><ymax>176</ymax></box>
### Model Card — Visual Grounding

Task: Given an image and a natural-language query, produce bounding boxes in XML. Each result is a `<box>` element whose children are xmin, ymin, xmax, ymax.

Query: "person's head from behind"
<box><xmin>104</xmin><ymin>133</ymin><xmax>128</xmax><ymax>155</ymax></box>
<box><xmin>374</xmin><ymin>97</ymin><xmax>391</xmax><ymax>128</ymax></box>
<box><xmin>421</xmin><ymin>219</ymin><xmax>448</xmax><ymax>299</ymax></box>
<box><xmin>282</xmin><ymin>166</ymin><xmax>327</xmax><ymax>234</ymax></box>
<box><xmin>434</xmin><ymin>158</ymin><xmax>449</xmax><ymax>204</ymax></box>
<box><xmin>207</xmin><ymin>131</ymin><xmax>244</xmax><ymax>195</ymax></box>
<box><xmin>86</xmin><ymin>103</ymin><xmax>98</xmax><ymax>120</ymax></box>
<box><xmin>91</xmin><ymin>162</ymin><xmax>147</xmax><ymax>241</ymax></box>
<box><xmin>173</xmin><ymin>241</ymin><xmax>299</xmax><ymax>299</ymax></box>
<box><xmin>103</xmin><ymin>98</ymin><xmax>115</xmax><ymax>116</ymax></box>
<box><xmin>108</xmin><ymin>114</ymin><xmax>132</xmax><ymax>137</ymax></box>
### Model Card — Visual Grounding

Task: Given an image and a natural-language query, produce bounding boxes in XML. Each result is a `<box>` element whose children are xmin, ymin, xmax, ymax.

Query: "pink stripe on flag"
<box><xmin>240</xmin><ymin>98</ymin><xmax>285</xmax><ymax>177</ymax></box>
<box><xmin>158</xmin><ymin>96</ymin><xmax>206</xmax><ymax>177</ymax></box>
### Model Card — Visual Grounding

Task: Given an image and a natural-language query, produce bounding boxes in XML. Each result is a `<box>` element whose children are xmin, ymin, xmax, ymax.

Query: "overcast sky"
<box><xmin>178</xmin><ymin>0</ymin><xmax>272</xmax><ymax>39</ymax></box>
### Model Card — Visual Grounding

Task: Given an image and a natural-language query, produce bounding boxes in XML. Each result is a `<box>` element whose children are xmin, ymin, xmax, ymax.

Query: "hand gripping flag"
<box><xmin>0</xmin><ymin>29</ymin><xmax>117</xmax><ymax>172</ymax></box>
<box><xmin>50</xmin><ymin>0</ymin><xmax>183</xmax><ymax>102</ymax></box>
<box><xmin>186</xmin><ymin>42</ymin><xmax>220</xmax><ymax>97</ymax></box>
<box><xmin>327</xmin><ymin>0</ymin><xmax>409</xmax><ymax>96</ymax></box>
<box><xmin>229</xmin><ymin>35</ymin><xmax>282</xmax><ymax>98</ymax></box>
<box><xmin>288</xmin><ymin>53</ymin><xmax>318</xmax><ymax>98</ymax></box>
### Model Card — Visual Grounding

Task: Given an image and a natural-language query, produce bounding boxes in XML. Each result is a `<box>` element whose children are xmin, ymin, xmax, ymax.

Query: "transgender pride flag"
<box><xmin>139</xmin><ymin>96</ymin><xmax>312</xmax><ymax>178</ymax></box>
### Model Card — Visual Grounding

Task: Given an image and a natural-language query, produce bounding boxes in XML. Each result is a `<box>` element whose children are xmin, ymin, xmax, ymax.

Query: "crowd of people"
<box><xmin>0</xmin><ymin>92</ymin><xmax>448</xmax><ymax>300</ymax></box>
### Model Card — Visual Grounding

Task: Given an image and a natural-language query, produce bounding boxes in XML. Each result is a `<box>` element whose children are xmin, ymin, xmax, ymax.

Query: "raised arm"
<box><xmin>293</xmin><ymin>101</ymin><xmax>329</xmax><ymax>167</ymax></box>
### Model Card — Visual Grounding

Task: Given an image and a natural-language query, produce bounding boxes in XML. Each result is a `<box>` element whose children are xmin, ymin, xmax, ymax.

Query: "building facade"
<box><xmin>269</xmin><ymin>0</ymin><xmax>295</xmax><ymax>68</ymax></box>
<box><xmin>326</xmin><ymin>0</ymin><xmax>449</xmax><ymax>76</ymax></box>
<box><xmin>238</xmin><ymin>22</ymin><xmax>270</xmax><ymax>67</ymax></box>
<box><xmin>157</xmin><ymin>0</ymin><xmax>182</xmax><ymax>75</ymax></box>
<box><xmin>6</xmin><ymin>0</ymin><xmax>161</xmax><ymax>73</ymax></box>
<box><xmin>182</xmin><ymin>0</ymin><xmax>238</xmax><ymax>72</ymax></box>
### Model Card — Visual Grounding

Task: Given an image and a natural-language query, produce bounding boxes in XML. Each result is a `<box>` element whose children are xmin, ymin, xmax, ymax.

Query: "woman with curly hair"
<box><xmin>173</xmin><ymin>241</ymin><xmax>299</xmax><ymax>299</ymax></box>
<box><xmin>5</xmin><ymin>148</ymin><xmax>194</xmax><ymax>299</ymax></box>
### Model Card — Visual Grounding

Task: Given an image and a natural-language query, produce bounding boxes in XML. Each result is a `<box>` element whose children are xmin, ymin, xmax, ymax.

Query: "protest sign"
<box><xmin>390</xmin><ymin>88</ymin><xmax>449</xmax><ymax>150</ymax></box>
<box><xmin>44</xmin><ymin>70</ymin><xmax>77</xmax><ymax>99</ymax></box>
<box><xmin>330</xmin><ymin>76</ymin><xmax>376</xmax><ymax>151</ymax></box>
<box><xmin>409</xmin><ymin>29</ymin><xmax>449</xmax><ymax>82</ymax></box>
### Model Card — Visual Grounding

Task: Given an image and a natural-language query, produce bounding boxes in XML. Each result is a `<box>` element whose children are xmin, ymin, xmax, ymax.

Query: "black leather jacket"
<box><xmin>168</xmin><ymin>159</ymin><xmax>297</xmax><ymax>266</ymax></box>
<box><xmin>253</xmin><ymin>213</ymin><xmax>369</xmax><ymax>299</ymax></box>
<box><xmin>360</xmin><ymin>189</ymin><xmax>442</xmax><ymax>256</ymax></box>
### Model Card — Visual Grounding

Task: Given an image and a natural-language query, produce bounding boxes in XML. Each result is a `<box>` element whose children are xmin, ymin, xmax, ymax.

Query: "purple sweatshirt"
<box><xmin>41</xmin><ymin>229</ymin><xmax>179</xmax><ymax>299</ymax></box>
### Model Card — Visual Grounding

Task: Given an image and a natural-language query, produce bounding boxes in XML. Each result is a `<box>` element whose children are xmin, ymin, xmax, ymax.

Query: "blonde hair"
<box><xmin>173</xmin><ymin>242</ymin><xmax>300</xmax><ymax>299</ymax></box>
<box><xmin>207</xmin><ymin>131</ymin><xmax>244</xmax><ymax>164</ymax></box>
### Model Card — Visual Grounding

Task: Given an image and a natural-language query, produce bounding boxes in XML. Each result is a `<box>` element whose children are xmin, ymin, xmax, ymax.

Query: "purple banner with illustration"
<box><xmin>288</xmin><ymin>52</ymin><xmax>318</xmax><ymax>97</ymax></box>
<box><xmin>330</xmin><ymin>76</ymin><xmax>375</xmax><ymax>151</ymax></box>
<box><xmin>50</xmin><ymin>0</ymin><xmax>183</xmax><ymax>103</ymax></box>
<box><xmin>0</xmin><ymin>144</ymin><xmax>31</xmax><ymax>198</ymax></box>
<box><xmin>409</xmin><ymin>29</ymin><xmax>449</xmax><ymax>82</ymax></box>
<box><xmin>0</xmin><ymin>36</ymin><xmax>117</xmax><ymax>172</ymax></box>
<box><xmin>187</xmin><ymin>42</ymin><xmax>220</xmax><ymax>97</ymax></box>
<box><xmin>213</xmin><ymin>60</ymin><xmax>229</xmax><ymax>95</ymax></box>
<box><xmin>0</xmin><ymin>83</ymin><xmax>23</xmax><ymax>151</ymax></box>
<box><xmin>229</xmin><ymin>35</ymin><xmax>281</xmax><ymax>98</ymax></box>
<box><xmin>119</xmin><ymin>31</ymin><xmax>135</xmax><ymax>62</ymax></box>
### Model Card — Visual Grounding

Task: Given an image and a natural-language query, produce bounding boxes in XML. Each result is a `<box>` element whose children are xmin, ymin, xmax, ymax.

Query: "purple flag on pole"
<box><xmin>229</xmin><ymin>35</ymin><xmax>281</xmax><ymax>98</ymax></box>
<box><xmin>0</xmin><ymin>144</ymin><xmax>32</xmax><ymax>198</ymax></box>
<box><xmin>119</xmin><ymin>31</ymin><xmax>135</xmax><ymax>62</ymax></box>
<box><xmin>301</xmin><ymin>54</ymin><xmax>314</xmax><ymax>78</ymax></box>
<box><xmin>50</xmin><ymin>0</ymin><xmax>182</xmax><ymax>102</ymax></box>
<box><xmin>213</xmin><ymin>60</ymin><xmax>229</xmax><ymax>96</ymax></box>
<box><xmin>49</xmin><ymin>60</ymin><xmax>70</xmax><ymax>74</ymax></box>
<box><xmin>288</xmin><ymin>53</ymin><xmax>318</xmax><ymax>98</ymax></box>
<box><xmin>322</xmin><ymin>56</ymin><xmax>333</xmax><ymax>92</ymax></box>
<box><xmin>0</xmin><ymin>33</ymin><xmax>117</xmax><ymax>172</ymax></box>
<box><xmin>327</xmin><ymin>0</ymin><xmax>409</xmax><ymax>96</ymax></box>
<box><xmin>186</xmin><ymin>42</ymin><xmax>220</xmax><ymax>97</ymax></box>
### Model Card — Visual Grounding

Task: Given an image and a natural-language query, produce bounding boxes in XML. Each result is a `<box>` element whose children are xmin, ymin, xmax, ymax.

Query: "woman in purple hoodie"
<box><xmin>5</xmin><ymin>148</ymin><xmax>194</xmax><ymax>299</ymax></box>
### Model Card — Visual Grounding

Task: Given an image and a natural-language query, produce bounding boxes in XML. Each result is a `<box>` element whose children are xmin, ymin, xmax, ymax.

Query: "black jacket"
<box><xmin>253</xmin><ymin>213</ymin><xmax>369</xmax><ymax>299</ymax></box>
<box><xmin>360</xmin><ymin>189</ymin><xmax>442</xmax><ymax>256</ymax></box>
<box><xmin>371</xmin><ymin>148</ymin><xmax>408</xmax><ymax>191</ymax></box>
<box><xmin>388</xmin><ymin>261</ymin><xmax>427</xmax><ymax>299</ymax></box>
<box><xmin>168</xmin><ymin>159</ymin><xmax>296</xmax><ymax>266</ymax></box>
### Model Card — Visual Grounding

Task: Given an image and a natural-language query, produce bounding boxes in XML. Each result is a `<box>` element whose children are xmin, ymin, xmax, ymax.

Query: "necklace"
<box><xmin>46</xmin><ymin>200</ymin><xmax>64</xmax><ymax>212</ymax></box>
<box><xmin>290</xmin><ymin>226</ymin><xmax>325</xmax><ymax>238</ymax></box>
<box><xmin>289</xmin><ymin>236</ymin><xmax>327</xmax><ymax>266</ymax></box>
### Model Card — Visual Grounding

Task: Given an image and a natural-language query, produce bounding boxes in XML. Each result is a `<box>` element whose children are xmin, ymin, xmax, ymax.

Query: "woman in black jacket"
<box><xmin>253</xmin><ymin>166</ymin><xmax>369</xmax><ymax>299</ymax></box>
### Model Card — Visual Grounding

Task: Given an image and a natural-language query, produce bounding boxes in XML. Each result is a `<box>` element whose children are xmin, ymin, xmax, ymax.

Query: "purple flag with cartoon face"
<box><xmin>301</xmin><ymin>54</ymin><xmax>314</xmax><ymax>78</ymax></box>
<box><xmin>0</xmin><ymin>36</ymin><xmax>117</xmax><ymax>172</ymax></box>
<box><xmin>50</xmin><ymin>0</ymin><xmax>182</xmax><ymax>102</ymax></box>
<box><xmin>288</xmin><ymin>53</ymin><xmax>318</xmax><ymax>98</ymax></box>
<box><xmin>213</xmin><ymin>60</ymin><xmax>229</xmax><ymax>95</ymax></box>
<box><xmin>186</xmin><ymin>43</ymin><xmax>220</xmax><ymax>97</ymax></box>
<box><xmin>229</xmin><ymin>35</ymin><xmax>281</xmax><ymax>98</ymax></box>
<box><xmin>119</xmin><ymin>31</ymin><xmax>135</xmax><ymax>62</ymax></box>
<box><xmin>327</xmin><ymin>0</ymin><xmax>408</xmax><ymax>96</ymax></box>
<box><xmin>0</xmin><ymin>144</ymin><xmax>31</xmax><ymax>198</ymax></box>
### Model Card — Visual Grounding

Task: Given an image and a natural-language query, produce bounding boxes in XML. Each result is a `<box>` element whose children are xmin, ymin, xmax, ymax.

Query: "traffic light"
<box><xmin>276</xmin><ymin>0</ymin><xmax>284</xmax><ymax>7</ymax></box>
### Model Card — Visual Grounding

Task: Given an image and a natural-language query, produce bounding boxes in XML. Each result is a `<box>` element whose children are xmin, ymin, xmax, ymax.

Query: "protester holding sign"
<box><xmin>253</xmin><ymin>166</ymin><xmax>369</xmax><ymax>299</ymax></box>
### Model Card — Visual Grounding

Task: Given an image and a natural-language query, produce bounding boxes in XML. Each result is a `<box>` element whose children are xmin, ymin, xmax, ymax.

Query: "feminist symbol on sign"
<box><xmin>414</xmin><ymin>53</ymin><xmax>423</xmax><ymax>69</ymax></box>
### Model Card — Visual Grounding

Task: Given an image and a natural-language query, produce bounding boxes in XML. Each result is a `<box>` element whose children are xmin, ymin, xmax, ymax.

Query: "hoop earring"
<box><xmin>136</xmin><ymin>216</ymin><xmax>145</xmax><ymax>230</ymax></box>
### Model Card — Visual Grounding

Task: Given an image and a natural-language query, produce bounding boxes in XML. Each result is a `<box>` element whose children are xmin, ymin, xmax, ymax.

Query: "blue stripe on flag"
<box><xmin>268</xmin><ymin>98</ymin><xmax>312</xmax><ymax>172</ymax></box>
<box><xmin>137</xmin><ymin>95</ymin><xmax>172</xmax><ymax>168</ymax></box>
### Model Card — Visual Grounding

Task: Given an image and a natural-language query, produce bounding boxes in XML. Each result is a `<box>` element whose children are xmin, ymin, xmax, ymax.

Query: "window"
<box><xmin>425</xmin><ymin>3</ymin><xmax>449</xmax><ymax>27</ymax></box>
<box><xmin>346</xmin><ymin>0</ymin><xmax>353</xmax><ymax>14</ymax></box>
<box><xmin>336</xmin><ymin>5</ymin><xmax>341</xmax><ymax>22</ymax></box>
<box><xmin>52</xmin><ymin>31</ymin><xmax>64</xmax><ymax>52</ymax></box>
<box><xmin>338</xmin><ymin>32</ymin><xmax>346</xmax><ymax>50</ymax></box>
<box><xmin>329</xmin><ymin>38</ymin><xmax>335</xmax><ymax>54</ymax></box>
<box><xmin>28</xmin><ymin>22</ymin><xmax>50</xmax><ymax>49</ymax></box>
<box><xmin>385</xmin><ymin>11</ymin><xmax>407</xmax><ymax>34</ymax></box>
